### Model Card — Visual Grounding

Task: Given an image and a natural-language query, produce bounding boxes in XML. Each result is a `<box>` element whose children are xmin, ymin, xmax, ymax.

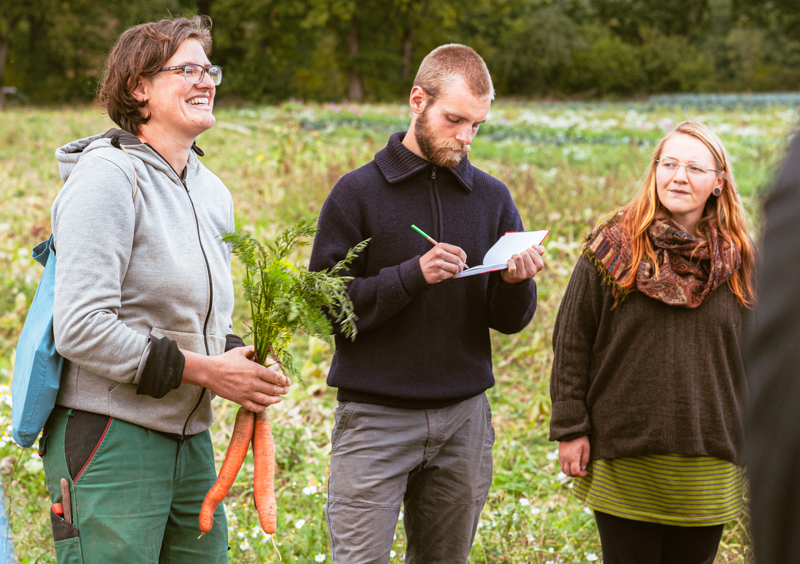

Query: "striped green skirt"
<box><xmin>572</xmin><ymin>454</ymin><xmax>744</xmax><ymax>526</ymax></box>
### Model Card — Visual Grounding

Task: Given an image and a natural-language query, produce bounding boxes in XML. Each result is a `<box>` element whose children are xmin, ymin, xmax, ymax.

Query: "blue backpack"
<box><xmin>12</xmin><ymin>237</ymin><xmax>62</xmax><ymax>448</ymax></box>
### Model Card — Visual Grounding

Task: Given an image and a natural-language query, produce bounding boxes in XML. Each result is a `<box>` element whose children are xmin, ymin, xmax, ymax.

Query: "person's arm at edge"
<box><xmin>486</xmin><ymin>200</ymin><xmax>541</xmax><ymax>334</ymax></box>
<box><xmin>308</xmin><ymin>180</ymin><xmax>432</xmax><ymax>335</ymax></box>
<box><xmin>549</xmin><ymin>257</ymin><xmax>604</xmax><ymax>474</ymax></box>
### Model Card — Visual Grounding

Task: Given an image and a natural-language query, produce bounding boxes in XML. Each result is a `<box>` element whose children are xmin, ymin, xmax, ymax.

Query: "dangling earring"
<box><xmin>713</xmin><ymin>187</ymin><xmax>722</xmax><ymax>196</ymax></box>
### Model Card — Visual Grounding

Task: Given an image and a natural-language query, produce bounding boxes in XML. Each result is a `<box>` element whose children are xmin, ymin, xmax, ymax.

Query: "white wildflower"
<box><xmin>587</xmin><ymin>553</ymin><xmax>599</xmax><ymax>561</ymax></box>
<box><xmin>294</xmin><ymin>518</ymin><xmax>305</xmax><ymax>529</ymax></box>
<box><xmin>314</xmin><ymin>554</ymin><xmax>326</xmax><ymax>562</ymax></box>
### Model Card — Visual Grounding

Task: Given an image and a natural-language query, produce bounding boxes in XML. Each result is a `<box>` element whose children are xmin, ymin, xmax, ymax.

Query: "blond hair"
<box><xmin>610</xmin><ymin>121</ymin><xmax>756</xmax><ymax>307</ymax></box>
<box><xmin>413</xmin><ymin>44</ymin><xmax>495</xmax><ymax>104</ymax></box>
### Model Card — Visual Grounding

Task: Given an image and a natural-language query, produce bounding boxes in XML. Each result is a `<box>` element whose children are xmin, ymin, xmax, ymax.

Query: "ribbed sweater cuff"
<box><xmin>496</xmin><ymin>277</ymin><xmax>535</xmax><ymax>301</ymax></box>
<box><xmin>399</xmin><ymin>256</ymin><xmax>430</xmax><ymax>296</ymax></box>
<box><xmin>136</xmin><ymin>335</ymin><xmax>185</xmax><ymax>399</ymax></box>
<box><xmin>549</xmin><ymin>400</ymin><xmax>591</xmax><ymax>441</ymax></box>
<box><xmin>225</xmin><ymin>333</ymin><xmax>246</xmax><ymax>351</ymax></box>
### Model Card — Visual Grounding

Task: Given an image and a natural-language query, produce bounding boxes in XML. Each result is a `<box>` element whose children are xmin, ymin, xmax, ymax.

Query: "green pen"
<box><xmin>411</xmin><ymin>225</ymin><xmax>468</xmax><ymax>268</ymax></box>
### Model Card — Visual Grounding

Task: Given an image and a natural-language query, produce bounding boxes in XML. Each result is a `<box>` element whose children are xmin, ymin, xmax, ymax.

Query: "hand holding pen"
<box><xmin>412</xmin><ymin>225</ymin><xmax>468</xmax><ymax>284</ymax></box>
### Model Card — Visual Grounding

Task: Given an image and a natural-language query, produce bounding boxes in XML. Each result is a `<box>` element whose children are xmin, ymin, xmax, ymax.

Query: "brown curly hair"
<box><xmin>98</xmin><ymin>16</ymin><xmax>212</xmax><ymax>136</ymax></box>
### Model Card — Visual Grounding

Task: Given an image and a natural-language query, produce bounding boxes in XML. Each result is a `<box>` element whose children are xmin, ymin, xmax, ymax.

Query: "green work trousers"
<box><xmin>41</xmin><ymin>407</ymin><xmax>228</xmax><ymax>564</ymax></box>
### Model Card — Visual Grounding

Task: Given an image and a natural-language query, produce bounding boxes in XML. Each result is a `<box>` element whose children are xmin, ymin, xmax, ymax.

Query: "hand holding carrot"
<box><xmin>182</xmin><ymin>346</ymin><xmax>291</xmax><ymax>412</ymax></box>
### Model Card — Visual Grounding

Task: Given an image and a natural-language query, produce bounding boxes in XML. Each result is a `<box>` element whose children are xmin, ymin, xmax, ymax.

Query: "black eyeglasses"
<box><xmin>159</xmin><ymin>64</ymin><xmax>223</xmax><ymax>86</ymax></box>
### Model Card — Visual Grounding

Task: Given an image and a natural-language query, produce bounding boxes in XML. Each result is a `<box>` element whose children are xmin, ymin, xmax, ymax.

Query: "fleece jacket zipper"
<box><xmin>180</xmin><ymin>177</ymin><xmax>213</xmax><ymax>439</ymax></box>
<box><xmin>144</xmin><ymin>144</ymin><xmax>214</xmax><ymax>440</ymax></box>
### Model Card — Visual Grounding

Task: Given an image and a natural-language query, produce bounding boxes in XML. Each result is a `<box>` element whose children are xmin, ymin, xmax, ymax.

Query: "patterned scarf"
<box><xmin>583</xmin><ymin>213</ymin><xmax>741</xmax><ymax>308</ymax></box>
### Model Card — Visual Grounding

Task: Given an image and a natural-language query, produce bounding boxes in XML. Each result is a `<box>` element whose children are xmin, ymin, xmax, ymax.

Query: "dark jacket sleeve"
<box><xmin>549</xmin><ymin>256</ymin><xmax>605</xmax><ymax>441</ymax></box>
<box><xmin>308</xmin><ymin>186</ymin><xmax>429</xmax><ymax>335</ymax></box>
<box><xmin>744</xmin><ymin>132</ymin><xmax>800</xmax><ymax>564</ymax></box>
<box><xmin>486</xmin><ymin>198</ymin><xmax>537</xmax><ymax>334</ymax></box>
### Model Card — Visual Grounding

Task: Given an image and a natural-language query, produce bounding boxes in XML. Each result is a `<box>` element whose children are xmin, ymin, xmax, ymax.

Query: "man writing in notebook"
<box><xmin>309</xmin><ymin>44</ymin><xmax>544</xmax><ymax>563</ymax></box>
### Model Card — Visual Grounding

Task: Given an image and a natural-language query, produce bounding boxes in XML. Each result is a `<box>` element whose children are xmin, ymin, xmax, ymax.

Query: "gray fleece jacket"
<box><xmin>52</xmin><ymin>130</ymin><xmax>236</xmax><ymax>437</ymax></box>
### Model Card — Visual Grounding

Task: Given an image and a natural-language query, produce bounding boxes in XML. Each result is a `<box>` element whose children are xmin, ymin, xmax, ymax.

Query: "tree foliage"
<box><xmin>1</xmin><ymin>0</ymin><xmax>798</xmax><ymax>105</ymax></box>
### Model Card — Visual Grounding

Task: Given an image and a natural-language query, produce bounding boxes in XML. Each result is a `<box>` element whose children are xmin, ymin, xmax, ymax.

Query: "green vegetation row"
<box><xmin>0</xmin><ymin>102</ymin><xmax>796</xmax><ymax>562</ymax></box>
<box><xmin>2</xmin><ymin>0</ymin><xmax>800</xmax><ymax>106</ymax></box>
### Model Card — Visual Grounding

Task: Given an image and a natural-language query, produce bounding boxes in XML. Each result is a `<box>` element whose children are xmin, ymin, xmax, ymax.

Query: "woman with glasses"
<box><xmin>42</xmin><ymin>16</ymin><xmax>290</xmax><ymax>563</ymax></box>
<box><xmin>549</xmin><ymin>121</ymin><xmax>755</xmax><ymax>563</ymax></box>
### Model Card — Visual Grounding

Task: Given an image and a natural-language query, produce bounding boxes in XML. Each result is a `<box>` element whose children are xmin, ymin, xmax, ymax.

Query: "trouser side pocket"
<box><xmin>50</xmin><ymin>506</ymin><xmax>82</xmax><ymax>563</ymax></box>
<box><xmin>53</xmin><ymin>537</ymin><xmax>83</xmax><ymax>564</ymax></box>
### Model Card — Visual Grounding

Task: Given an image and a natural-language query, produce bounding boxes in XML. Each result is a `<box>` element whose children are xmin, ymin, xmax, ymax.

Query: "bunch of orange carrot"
<box><xmin>201</xmin><ymin>223</ymin><xmax>366</xmax><ymax>545</ymax></box>
<box><xmin>199</xmin><ymin>406</ymin><xmax>276</xmax><ymax>537</ymax></box>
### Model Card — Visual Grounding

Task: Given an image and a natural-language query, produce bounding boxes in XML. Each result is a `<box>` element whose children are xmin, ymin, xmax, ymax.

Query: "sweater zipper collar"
<box><xmin>375</xmin><ymin>132</ymin><xmax>473</xmax><ymax>191</ymax></box>
<box><xmin>144</xmin><ymin>143</ymin><xmax>190</xmax><ymax>187</ymax></box>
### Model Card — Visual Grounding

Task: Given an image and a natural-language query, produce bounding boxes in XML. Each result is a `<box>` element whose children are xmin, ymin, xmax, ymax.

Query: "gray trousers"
<box><xmin>325</xmin><ymin>393</ymin><xmax>495</xmax><ymax>564</ymax></box>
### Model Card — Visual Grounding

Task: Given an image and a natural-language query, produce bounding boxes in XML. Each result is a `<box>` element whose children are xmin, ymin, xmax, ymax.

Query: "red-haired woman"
<box><xmin>549</xmin><ymin>121</ymin><xmax>755</xmax><ymax>563</ymax></box>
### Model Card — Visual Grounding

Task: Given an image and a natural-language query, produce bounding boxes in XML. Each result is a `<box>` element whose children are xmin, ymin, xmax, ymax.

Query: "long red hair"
<box><xmin>613</xmin><ymin>121</ymin><xmax>756</xmax><ymax>307</ymax></box>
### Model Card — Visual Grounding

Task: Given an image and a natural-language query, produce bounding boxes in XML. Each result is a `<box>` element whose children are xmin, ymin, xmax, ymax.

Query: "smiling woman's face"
<box><xmin>655</xmin><ymin>133</ymin><xmax>723</xmax><ymax>233</ymax></box>
<box><xmin>137</xmin><ymin>38</ymin><xmax>216</xmax><ymax>141</ymax></box>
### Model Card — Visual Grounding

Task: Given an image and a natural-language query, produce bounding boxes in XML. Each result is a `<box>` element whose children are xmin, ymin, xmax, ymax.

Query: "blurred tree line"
<box><xmin>1</xmin><ymin>0</ymin><xmax>799</xmax><ymax>106</ymax></box>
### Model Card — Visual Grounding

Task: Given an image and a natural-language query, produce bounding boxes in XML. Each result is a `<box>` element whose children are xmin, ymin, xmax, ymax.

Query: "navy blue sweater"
<box><xmin>309</xmin><ymin>132</ymin><xmax>537</xmax><ymax>408</ymax></box>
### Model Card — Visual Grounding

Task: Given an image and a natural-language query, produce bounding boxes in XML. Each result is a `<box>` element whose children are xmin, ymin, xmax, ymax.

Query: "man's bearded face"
<box><xmin>414</xmin><ymin>103</ymin><xmax>471</xmax><ymax>168</ymax></box>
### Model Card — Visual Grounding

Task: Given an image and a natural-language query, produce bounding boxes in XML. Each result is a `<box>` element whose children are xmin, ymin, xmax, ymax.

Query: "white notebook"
<box><xmin>453</xmin><ymin>230</ymin><xmax>550</xmax><ymax>279</ymax></box>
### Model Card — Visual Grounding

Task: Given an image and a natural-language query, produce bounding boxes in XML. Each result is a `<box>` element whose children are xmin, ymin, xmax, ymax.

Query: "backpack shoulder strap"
<box><xmin>118</xmin><ymin>145</ymin><xmax>139</xmax><ymax>201</ymax></box>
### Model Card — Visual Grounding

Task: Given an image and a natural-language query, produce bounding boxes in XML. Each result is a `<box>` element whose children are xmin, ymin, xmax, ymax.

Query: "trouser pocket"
<box><xmin>53</xmin><ymin>537</ymin><xmax>83</xmax><ymax>564</ymax></box>
<box><xmin>50</xmin><ymin>506</ymin><xmax>79</xmax><ymax>541</ymax></box>
<box><xmin>64</xmin><ymin>410</ymin><xmax>112</xmax><ymax>481</ymax></box>
<box><xmin>51</xmin><ymin>506</ymin><xmax>82</xmax><ymax>563</ymax></box>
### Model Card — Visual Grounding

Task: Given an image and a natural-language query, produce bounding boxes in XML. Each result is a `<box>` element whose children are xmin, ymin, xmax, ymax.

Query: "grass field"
<box><xmin>0</xmin><ymin>101</ymin><xmax>797</xmax><ymax>563</ymax></box>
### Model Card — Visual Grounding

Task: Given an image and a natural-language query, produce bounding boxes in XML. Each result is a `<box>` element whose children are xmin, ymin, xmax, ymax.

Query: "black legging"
<box><xmin>594</xmin><ymin>511</ymin><xmax>724</xmax><ymax>564</ymax></box>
